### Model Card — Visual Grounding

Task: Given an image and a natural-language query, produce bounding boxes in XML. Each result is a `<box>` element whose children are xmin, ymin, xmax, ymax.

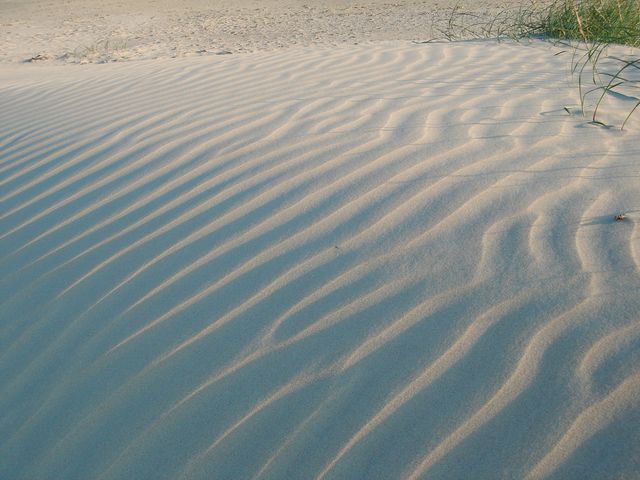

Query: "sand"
<box><xmin>2</xmin><ymin>0</ymin><xmax>540</xmax><ymax>63</ymax></box>
<box><xmin>1</xmin><ymin>1</ymin><xmax>640</xmax><ymax>479</ymax></box>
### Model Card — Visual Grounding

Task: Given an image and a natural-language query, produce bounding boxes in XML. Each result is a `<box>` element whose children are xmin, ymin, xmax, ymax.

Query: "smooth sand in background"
<box><xmin>1</xmin><ymin>0</ymin><xmax>540</xmax><ymax>62</ymax></box>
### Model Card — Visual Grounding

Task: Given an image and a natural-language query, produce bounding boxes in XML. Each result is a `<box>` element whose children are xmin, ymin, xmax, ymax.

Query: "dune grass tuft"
<box><xmin>428</xmin><ymin>0</ymin><xmax>640</xmax><ymax>128</ymax></box>
<box><xmin>543</xmin><ymin>0</ymin><xmax>640</xmax><ymax>128</ymax></box>
<box><xmin>543</xmin><ymin>0</ymin><xmax>640</xmax><ymax>46</ymax></box>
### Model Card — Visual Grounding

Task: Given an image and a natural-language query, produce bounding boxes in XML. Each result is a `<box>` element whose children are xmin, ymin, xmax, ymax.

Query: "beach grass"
<box><xmin>543</xmin><ymin>0</ymin><xmax>640</xmax><ymax>46</ymax></box>
<box><xmin>432</xmin><ymin>0</ymin><xmax>640</xmax><ymax>129</ymax></box>
<box><xmin>542</xmin><ymin>0</ymin><xmax>640</xmax><ymax>128</ymax></box>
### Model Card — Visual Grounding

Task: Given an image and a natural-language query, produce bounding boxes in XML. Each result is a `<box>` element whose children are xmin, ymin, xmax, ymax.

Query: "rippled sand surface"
<box><xmin>1</xmin><ymin>11</ymin><xmax>640</xmax><ymax>480</ymax></box>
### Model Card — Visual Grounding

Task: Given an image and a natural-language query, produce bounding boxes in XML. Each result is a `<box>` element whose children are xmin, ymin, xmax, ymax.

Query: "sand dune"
<box><xmin>1</xmin><ymin>39</ymin><xmax>639</xmax><ymax>479</ymax></box>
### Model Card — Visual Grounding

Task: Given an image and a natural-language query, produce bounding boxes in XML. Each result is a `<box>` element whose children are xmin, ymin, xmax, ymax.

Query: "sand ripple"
<box><xmin>1</xmin><ymin>41</ymin><xmax>639</xmax><ymax>479</ymax></box>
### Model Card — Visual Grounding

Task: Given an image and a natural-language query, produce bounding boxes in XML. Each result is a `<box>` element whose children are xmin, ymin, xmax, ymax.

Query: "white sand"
<box><xmin>2</xmin><ymin>0</ymin><xmax>538</xmax><ymax>63</ymax></box>
<box><xmin>1</xmin><ymin>2</ymin><xmax>640</xmax><ymax>479</ymax></box>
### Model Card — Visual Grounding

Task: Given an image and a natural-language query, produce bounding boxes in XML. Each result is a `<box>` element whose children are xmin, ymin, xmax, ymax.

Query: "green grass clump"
<box><xmin>543</xmin><ymin>0</ymin><xmax>640</xmax><ymax>46</ymax></box>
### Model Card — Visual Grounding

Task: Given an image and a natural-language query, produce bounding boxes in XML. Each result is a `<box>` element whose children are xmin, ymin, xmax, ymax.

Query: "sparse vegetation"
<box><xmin>543</xmin><ymin>0</ymin><xmax>640</xmax><ymax>129</ymax></box>
<box><xmin>428</xmin><ymin>0</ymin><xmax>640</xmax><ymax>129</ymax></box>
<box><xmin>426</xmin><ymin>3</ymin><xmax>547</xmax><ymax>41</ymax></box>
<box><xmin>60</xmin><ymin>38</ymin><xmax>130</xmax><ymax>63</ymax></box>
